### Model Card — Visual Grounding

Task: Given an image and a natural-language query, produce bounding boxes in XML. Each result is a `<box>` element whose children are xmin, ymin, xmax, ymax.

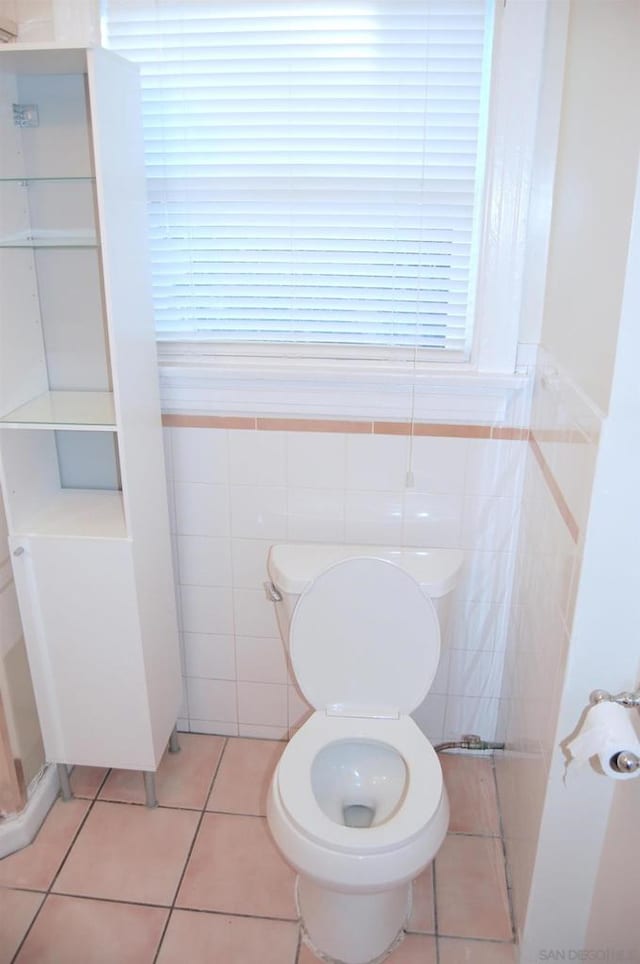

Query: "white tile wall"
<box><xmin>236</xmin><ymin>636</ymin><xmax>288</xmax><ymax>684</ymax></box>
<box><xmin>410</xmin><ymin>436</ymin><xmax>469</xmax><ymax>495</ymax></box>
<box><xmin>230</xmin><ymin>485</ymin><xmax>287</xmax><ymax>540</ymax></box>
<box><xmin>287</xmin><ymin>488</ymin><xmax>345</xmax><ymax>541</ymax></box>
<box><xmin>289</xmin><ymin>432</ymin><xmax>347</xmax><ymax>489</ymax></box>
<box><xmin>402</xmin><ymin>491</ymin><xmax>463</xmax><ymax>548</ymax></box>
<box><xmin>173</xmin><ymin>427</ymin><xmax>228</xmax><ymax>484</ymax></box>
<box><xmin>177</xmin><ymin>536</ymin><xmax>232</xmax><ymax>587</ymax></box>
<box><xmin>179</xmin><ymin>585</ymin><xmax>233</xmax><ymax>636</ymax></box>
<box><xmin>175</xmin><ymin>483</ymin><xmax>230</xmax><ymax>538</ymax></box>
<box><xmin>346</xmin><ymin>434</ymin><xmax>409</xmax><ymax>491</ymax></box>
<box><xmin>237</xmin><ymin>681</ymin><xmax>288</xmax><ymax>728</ymax></box>
<box><xmin>186</xmin><ymin>677</ymin><xmax>237</xmax><ymax>725</ymax></box>
<box><xmin>344</xmin><ymin>490</ymin><xmax>404</xmax><ymax>544</ymax></box>
<box><xmin>167</xmin><ymin>426</ymin><xmax>527</xmax><ymax>742</ymax></box>
<box><xmin>183</xmin><ymin>633</ymin><xmax>236</xmax><ymax>681</ymax></box>
<box><xmin>495</xmin><ymin>351</ymin><xmax>602</xmax><ymax>939</ymax></box>
<box><xmin>229</xmin><ymin>430</ymin><xmax>286</xmax><ymax>486</ymax></box>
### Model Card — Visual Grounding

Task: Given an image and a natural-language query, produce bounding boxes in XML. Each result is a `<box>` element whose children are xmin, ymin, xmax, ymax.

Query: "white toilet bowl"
<box><xmin>265</xmin><ymin>546</ymin><xmax>463</xmax><ymax>964</ymax></box>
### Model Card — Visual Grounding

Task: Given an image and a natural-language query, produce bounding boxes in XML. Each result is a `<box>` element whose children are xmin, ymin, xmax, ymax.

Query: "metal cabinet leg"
<box><xmin>169</xmin><ymin>726</ymin><xmax>180</xmax><ymax>754</ymax></box>
<box><xmin>143</xmin><ymin>771</ymin><xmax>158</xmax><ymax>808</ymax></box>
<box><xmin>57</xmin><ymin>763</ymin><xmax>73</xmax><ymax>802</ymax></box>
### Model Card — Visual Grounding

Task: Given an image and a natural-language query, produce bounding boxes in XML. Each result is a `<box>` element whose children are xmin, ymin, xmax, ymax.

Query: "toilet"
<box><xmin>265</xmin><ymin>543</ymin><xmax>464</xmax><ymax>964</ymax></box>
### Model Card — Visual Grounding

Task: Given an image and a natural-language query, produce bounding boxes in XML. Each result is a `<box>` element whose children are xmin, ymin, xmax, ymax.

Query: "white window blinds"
<box><xmin>105</xmin><ymin>0</ymin><xmax>492</xmax><ymax>358</ymax></box>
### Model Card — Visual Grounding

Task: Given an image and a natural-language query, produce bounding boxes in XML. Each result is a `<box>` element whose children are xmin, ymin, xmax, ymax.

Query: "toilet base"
<box><xmin>296</xmin><ymin>874</ymin><xmax>412</xmax><ymax>964</ymax></box>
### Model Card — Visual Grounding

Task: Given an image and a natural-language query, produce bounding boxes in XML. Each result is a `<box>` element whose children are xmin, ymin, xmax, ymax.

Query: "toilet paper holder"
<box><xmin>590</xmin><ymin>689</ymin><xmax>640</xmax><ymax>774</ymax></box>
<box><xmin>590</xmin><ymin>688</ymin><xmax>640</xmax><ymax>708</ymax></box>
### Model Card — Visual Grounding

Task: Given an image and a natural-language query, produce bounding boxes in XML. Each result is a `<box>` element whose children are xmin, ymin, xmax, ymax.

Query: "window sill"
<box><xmin>157</xmin><ymin>341</ymin><xmax>534</xmax><ymax>427</ymax></box>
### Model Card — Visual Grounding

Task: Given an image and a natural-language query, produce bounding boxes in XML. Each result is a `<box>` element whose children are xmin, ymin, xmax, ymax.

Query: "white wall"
<box><xmin>497</xmin><ymin>0</ymin><xmax>640</xmax><ymax>952</ymax></box>
<box><xmin>541</xmin><ymin>0</ymin><xmax>640</xmax><ymax>413</ymax></box>
<box><xmin>496</xmin><ymin>356</ymin><xmax>600</xmax><ymax>940</ymax></box>
<box><xmin>585</xmin><ymin>714</ymin><xmax>640</xmax><ymax>948</ymax></box>
<box><xmin>164</xmin><ymin>425</ymin><xmax>527</xmax><ymax>743</ymax></box>
<box><xmin>518</xmin><ymin>165</ymin><xmax>640</xmax><ymax>954</ymax></box>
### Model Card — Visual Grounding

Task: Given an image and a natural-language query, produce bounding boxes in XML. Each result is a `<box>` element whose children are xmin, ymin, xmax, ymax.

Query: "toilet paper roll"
<box><xmin>567</xmin><ymin>701</ymin><xmax>640</xmax><ymax>780</ymax></box>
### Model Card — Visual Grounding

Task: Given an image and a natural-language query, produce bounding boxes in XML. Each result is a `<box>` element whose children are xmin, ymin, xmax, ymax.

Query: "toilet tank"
<box><xmin>267</xmin><ymin>543</ymin><xmax>464</xmax><ymax>650</ymax></box>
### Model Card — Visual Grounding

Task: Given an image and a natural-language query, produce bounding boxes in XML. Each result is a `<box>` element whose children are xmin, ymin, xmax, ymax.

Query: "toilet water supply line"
<box><xmin>434</xmin><ymin>734</ymin><xmax>505</xmax><ymax>753</ymax></box>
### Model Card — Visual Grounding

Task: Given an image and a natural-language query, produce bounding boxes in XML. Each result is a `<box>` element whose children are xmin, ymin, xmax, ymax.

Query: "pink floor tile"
<box><xmin>207</xmin><ymin>737</ymin><xmax>284</xmax><ymax>815</ymax></box>
<box><xmin>440</xmin><ymin>754</ymin><xmax>500</xmax><ymax>836</ymax></box>
<box><xmin>387</xmin><ymin>934</ymin><xmax>438</xmax><ymax>963</ymax></box>
<box><xmin>15</xmin><ymin>894</ymin><xmax>168</xmax><ymax>964</ymax></box>
<box><xmin>156</xmin><ymin>909</ymin><xmax>299</xmax><ymax>964</ymax></box>
<box><xmin>435</xmin><ymin>834</ymin><xmax>512</xmax><ymax>941</ymax></box>
<box><xmin>439</xmin><ymin>937</ymin><xmax>518</xmax><ymax>963</ymax></box>
<box><xmin>297</xmin><ymin>943</ymin><xmax>319</xmax><ymax>964</ymax></box>
<box><xmin>0</xmin><ymin>888</ymin><xmax>44</xmax><ymax>964</ymax></box>
<box><xmin>99</xmin><ymin>733</ymin><xmax>225</xmax><ymax>809</ymax></box>
<box><xmin>298</xmin><ymin>934</ymin><xmax>437</xmax><ymax>964</ymax></box>
<box><xmin>407</xmin><ymin>865</ymin><xmax>436</xmax><ymax>934</ymax></box>
<box><xmin>177</xmin><ymin>812</ymin><xmax>297</xmax><ymax>919</ymax></box>
<box><xmin>70</xmin><ymin>766</ymin><xmax>108</xmax><ymax>799</ymax></box>
<box><xmin>0</xmin><ymin>799</ymin><xmax>89</xmax><ymax>891</ymax></box>
<box><xmin>53</xmin><ymin>801</ymin><xmax>199</xmax><ymax>906</ymax></box>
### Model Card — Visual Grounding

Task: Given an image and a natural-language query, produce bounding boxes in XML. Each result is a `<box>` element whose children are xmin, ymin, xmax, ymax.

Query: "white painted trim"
<box><xmin>131</xmin><ymin>0</ymin><xmax>553</xmax><ymax>378</ymax></box>
<box><xmin>518</xmin><ymin>0</ymin><xmax>571</xmax><ymax>345</ymax></box>
<box><xmin>153</xmin><ymin>0</ymin><xmax>556</xmax><ymax>415</ymax></box>
<box><xmin>473</xmin><ymin>0</ymin><xmax>551</xmax><ymax>371</ymax></box>
<box><xmin>515</xmin><ymin>342</ymin><xmax>539</xmax><ymax>374</ymax></box>
<box><xmin>0</xmin><ymin>764</ymin><xmax>59</xmax><ymax>858</ymax></box>
<box><xmin>520</xmin><ymin>121</ymin><xmax>640</xmax><ymax>963</ymax></box>
<box><xmin>158</xmin><ymin>348</ymin><xmax>532</xmax><ymax>425</ymax></box>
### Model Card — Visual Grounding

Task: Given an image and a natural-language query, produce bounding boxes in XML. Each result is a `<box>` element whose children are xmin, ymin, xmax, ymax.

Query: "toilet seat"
<box><xmin>276</xmin><ymin>711</ymin><xmax>444</xmax><ymax>856</ymax></box>
<box><xmin>289</xmin><ymin>557</ymin><xmax>441</xmax><ymax>716</ymax></box>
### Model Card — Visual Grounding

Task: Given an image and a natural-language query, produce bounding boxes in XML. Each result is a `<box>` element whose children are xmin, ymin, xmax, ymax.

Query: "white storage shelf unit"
<box><xmin>0</xmin><ymin>45</ymin><xmax>182</xmax><ymax>776</ymax></box>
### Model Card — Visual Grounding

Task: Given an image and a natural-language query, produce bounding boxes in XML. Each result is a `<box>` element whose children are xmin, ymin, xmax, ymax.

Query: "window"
<box><xmin>105</xmin><ymin>0</ymin><xmax>493</xmax><ymax>362</ymax></box>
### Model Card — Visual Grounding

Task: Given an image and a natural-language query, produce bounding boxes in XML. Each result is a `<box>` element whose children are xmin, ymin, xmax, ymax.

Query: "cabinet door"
<box><xmin>10</xmin><ymin>535</ymin><xmax>155</xmax><ymax>769</ymax></box>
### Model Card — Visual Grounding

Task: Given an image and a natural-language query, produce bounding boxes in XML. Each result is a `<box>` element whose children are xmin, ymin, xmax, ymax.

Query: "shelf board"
<box><xmin>0</xmin><ymin>391</ymin><xmax>116</xmax><ymax>431</ymax></box>
<box><xmin>15</xmin><ymin>489</ymin><xmax>126</xmax><ymax>540</ymax></box>
<box><xmin>0</xmin><ymin>176</ymin><xmax>95</xmax><ymax>183</ymax></box>
<box><xmin>0</xmin><ymin>231</ymin><xmax>98</xmax><ymax>249</ymax></box>
<box><xmin>0</xmin><ymin>46</ymin><xmax>89</xmax><ymax>75</ymax></box>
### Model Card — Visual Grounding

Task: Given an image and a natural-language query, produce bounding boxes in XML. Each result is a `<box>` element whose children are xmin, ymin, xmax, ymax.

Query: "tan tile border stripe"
<box><xmin>161</xmin><ymin>412</ymin><xmax>577</xmax><ymax>542</ymax></box>
<box><xmin>162</xmin><ymin>414</ymin><xmax>258</xmax><ymax>429</ymax></box>
<box><xmin>529</xmin><ymin>433</ymin><xmax>579</xmax><ymax>544</ymax></box>
<box><xmin>161</xmin><ymin>414</ymin><xmax>528</xmax><ymax>438</ymax></box>
<box><xmin>257</xmin><ymin>417</ymin><xmax>372</xmax><ymax>433</ymax></box>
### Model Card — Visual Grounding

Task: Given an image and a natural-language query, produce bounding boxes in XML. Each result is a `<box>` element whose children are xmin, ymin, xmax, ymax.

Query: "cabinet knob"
<box><xmin>13</xmin><ymin>546</ymin><xmax>25</xmax><ymax>556</ymax></box>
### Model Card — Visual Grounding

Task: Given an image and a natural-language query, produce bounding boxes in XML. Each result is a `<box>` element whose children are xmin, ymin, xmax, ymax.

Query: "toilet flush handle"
<box><xmin>263</xmin><ymin>581</ymin><xmax>283</xmax><ymax>603</ymax></box>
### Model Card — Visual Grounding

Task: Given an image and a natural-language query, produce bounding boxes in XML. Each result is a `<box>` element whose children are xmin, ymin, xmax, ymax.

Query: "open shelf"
<box><xmin>0</xmin><ymin>391</ymin><xmax>116</xmax><ymax>430</ymax></box>
<box><xmin>0</xmin><ymin>231</ymin><xmax>98</xmax><ymax>249</ymax></box>
<box><xmin>13</xmin><ymin>488</ymin><xmax>126</xmax><ymax>539</ymax></box>
<box><xmin>0</xmin><ymin>176</ymin><xmax>95</xmax><ymax>183</ymax></box>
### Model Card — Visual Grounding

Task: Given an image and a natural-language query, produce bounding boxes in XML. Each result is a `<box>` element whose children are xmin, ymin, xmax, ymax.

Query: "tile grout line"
<box><xmin>224</xmin><ymin>426</ymin><xmax>242</xmax><ymax>743</ymax></box>
<box><xmin>434</xmin><ymin>754</ymin><xmax>517</xmax><ymax>957</ymax></box>
<box><xmin>5</xmin><ymin>740</ymin><xmax>514</xmax><ymax>961</ymax></box>
<box><xmin>491</xmin><ymin>753</ymin><xmax>518</xmax><ymax>946</ymax></box>
<box><xmin>151</xmin><ymin>736</ymin><xmax>229</xmax><ymax>964</ymax></box>
<box><xmin>437</xmin><ymin>934</ymin><xmax>517</xmax><ymax>946</ymax></box>
<box><xmin>432</xmin><ymin>855</ymin><xmax>440</xmax><ymax>963</ymax></box>
<box><xmin>10</xmin><ymin>886</ymin><xmax>298</xmax><ymax>924</ymax></box>
<box><xmin>10</xmin><ymin>766</ymin><xmax>112</xmax><ymax>964</ymax></box>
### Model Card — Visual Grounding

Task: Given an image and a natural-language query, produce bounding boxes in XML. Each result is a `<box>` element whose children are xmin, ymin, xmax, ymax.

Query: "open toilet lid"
<box><xmin>289</xmin><ymin>557</ymin><xmax>441</xmax><ymax>715</ymax></box>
